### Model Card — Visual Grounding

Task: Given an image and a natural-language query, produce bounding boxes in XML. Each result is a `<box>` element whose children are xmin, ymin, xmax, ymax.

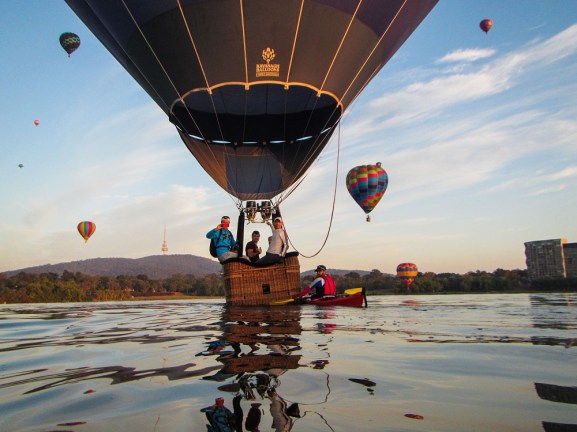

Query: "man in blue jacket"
<box><xmin>206</xmin><ymin>216</ymin><xmax>239</xmax><ymax>263</ymax></box>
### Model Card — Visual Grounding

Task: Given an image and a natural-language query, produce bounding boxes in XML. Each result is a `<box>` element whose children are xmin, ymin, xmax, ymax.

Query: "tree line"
<box><xmin>0</xmin><ymin>268</ymin><xmax>574</xmax><ymax>303</ymax></box>
<box><xmin>0</xmin><ymin>271</ymin><xmax>224</xmax><ymax>303</ymax></box>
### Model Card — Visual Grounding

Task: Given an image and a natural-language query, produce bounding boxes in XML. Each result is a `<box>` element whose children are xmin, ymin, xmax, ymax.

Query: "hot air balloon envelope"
<box><xmin>77</xmin><ymin>221</ymin><xmax>96</xmax><ymax>243</ymax></box>
<box><xmin>480</xmin><ymin>19</ymin><xmax>493</xmax><ymax>33</ymax></box>
<box><xmin>59</xmin><ymin>32</ymin><xmax>81</xmax><ymax>56</ymax></box>
<box><xmin>397</xmin><ymin>263</ymin><xmax>418</xmax><ymax>288</ymax></box>
<box><xmin>346</xmin><ymin>162</ymin><xmax>388</xmax><ymax>219</ymax></box>
<box><xmin>34</xmin><ymin>119</ymin><xmax>40</xmax><ymax>126</ymax></box>
<box><xmin>65</xmin><ymin>0</ymin><xmax>437</xmax><ymax>200</ymax></box>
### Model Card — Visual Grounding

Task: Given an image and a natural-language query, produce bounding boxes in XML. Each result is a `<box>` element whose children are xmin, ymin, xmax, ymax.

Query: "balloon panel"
<box><xmin>402</xmin><ymin>278</ymin><xmax>414</xmax><ymax>288</ymax></box>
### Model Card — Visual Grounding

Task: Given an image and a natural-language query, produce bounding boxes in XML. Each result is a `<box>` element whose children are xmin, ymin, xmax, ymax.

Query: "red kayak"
<box><xmin>272</xmin><ymin>288</ymin><xmax>367</xmax><ymax>307</ymax></box>
<box><xmin>302</xmin><ymin>289</ymin><xmax>366</xmax><ymax>308</ymax></box>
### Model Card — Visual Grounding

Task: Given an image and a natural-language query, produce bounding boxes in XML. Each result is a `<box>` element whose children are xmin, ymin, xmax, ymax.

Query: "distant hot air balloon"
<box><xmin>59</xmin><ymin>32</ymin><xmax>81</xmax><ymax>57</ymax></box>
<box><xmin>346</xmin><ymin>162</ymin><xmax>388</xmax><ymax>222</ymax></box>
<box><xmin>480</xmin><ymin>19</ymin><xmax>493</xmax><ymax>34</ymax></box>
<box><xmin>397</xmin><ymin>263</ymin><xmax>418</xmax><ymax>290</ymax></box>
<box><xmin>77</xmin><ymin>221</ymin><xmax>96</xmax><ymax>243</ymax></box>
<box><xmin>18</xmin><ymin>164</ymin><xmax>24</xmax><ymax>168</ymax></box>
<box><xmin>34</xmin><ymin>119</ymin><xmax>40</xmax><ymax>126</ymax></box>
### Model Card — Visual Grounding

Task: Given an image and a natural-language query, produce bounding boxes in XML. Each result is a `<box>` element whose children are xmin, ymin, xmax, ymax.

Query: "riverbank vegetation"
<box><xmin>0</xmin><ymin>269</ymin><xmax>575</xmax><ymax>303</ymax></box>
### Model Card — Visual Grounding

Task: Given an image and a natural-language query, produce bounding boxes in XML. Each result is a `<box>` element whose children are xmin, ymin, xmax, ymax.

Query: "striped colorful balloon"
<box><xmin>77</xmin><ymin>221</ymin><xmax>96</xmax><ymax>243</ymax></box>
<box><xmin>397</xmin><ymin>263</ymin><xmax>418</xmax><ymax>288</ymax></box>
<box><xmin>346</xmin><ymin>162</ymin><xmax>388</xmax><ymax>221</ymax></box>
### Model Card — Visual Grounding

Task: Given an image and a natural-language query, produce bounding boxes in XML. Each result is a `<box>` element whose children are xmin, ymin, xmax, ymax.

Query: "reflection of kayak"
<box><xmin>301</xmin><ymin>289</ymin><xmax>366</xmax><ymax>308</ymax></box>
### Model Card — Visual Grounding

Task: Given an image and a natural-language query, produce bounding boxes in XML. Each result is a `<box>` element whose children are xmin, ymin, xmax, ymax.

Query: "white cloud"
<box><xmin>437</xmin><ymin>48</ymin><xmax>496</xmax><ymax>63</ymax></box>
<box><xmin>546</xmin><ymin>166</ymin><xmax>577</xmax><ymax>181</ymax></box>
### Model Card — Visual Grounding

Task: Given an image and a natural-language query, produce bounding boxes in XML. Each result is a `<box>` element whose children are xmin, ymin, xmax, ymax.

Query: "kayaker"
<box><xmin>298</xmin><ymin>265</ymin><xmax>336</xmax><ymax>299</ymax></box>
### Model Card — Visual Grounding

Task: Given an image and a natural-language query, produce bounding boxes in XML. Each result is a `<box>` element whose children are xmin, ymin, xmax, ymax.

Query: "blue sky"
<box><xmin>1</xmin><ymin>1</ymin><xmax>577</xmax><ymax>274</ymax></box>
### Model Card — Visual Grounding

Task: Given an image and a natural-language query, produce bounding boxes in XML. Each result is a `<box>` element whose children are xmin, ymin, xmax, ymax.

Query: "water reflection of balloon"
<box><xmin>77</xmin><ymin>221</ymin><xmax>96</xmax><ymax>243</ymax></box>
<box><xmin>65</xmin><ymin>1</ymin><xmax>437</xmax><ymax>203</ymax></box>
<box><xmin>397</xmin><ymin>263</ymin><xmax>418</xmax><ymax>290</ymax></box>
<box><xmin>480</xmin><ymin>19</ymin><xmax>493</xmax><ymax>34</ymax></box>
<box><xmin>59</xmin><ymin>32</ymin><xmax>81</xmax><ymax>57</ymax></box>
<box><xmin>346</xmin><ymin>162</ymin><xmax>388</xmax><ymax>222</ymax></box>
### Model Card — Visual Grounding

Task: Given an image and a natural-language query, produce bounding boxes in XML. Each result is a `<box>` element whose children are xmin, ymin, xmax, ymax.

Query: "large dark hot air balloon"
<box><xmin>397</xmin><ymin>263</ymin><xmax>418</xmax><ymax>290</ymax></box>
<box><xmin>65</xmin><ymin>0</ymin><xmax>437</xmax><ymax>204</ymax></box>
<box><xmin>480</xmin><ymin>19</ymin><xmax>493</xmax><ymax>34</ymax></box>
<box><xmin>346</xmin><ymin>162</ymin><xmax>388</xmax><ymax>222</ymax></box>
<box><xmin>59</xmin><ymin>32</ymin><xmax>81</xmax><ymax>57</ymax></box>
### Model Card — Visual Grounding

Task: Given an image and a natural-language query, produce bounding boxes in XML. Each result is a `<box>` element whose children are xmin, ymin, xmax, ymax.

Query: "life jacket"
<box><xmin>322</xmin><ymin>274</ymin><xmax>336</xmax><ymax>296</ymax></box>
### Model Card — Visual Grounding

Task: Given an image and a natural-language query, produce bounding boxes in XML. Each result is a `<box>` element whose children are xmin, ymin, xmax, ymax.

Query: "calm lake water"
<box><xmin>1</xmin><ymin>293</ymin><xmax>576</xmax><ymax>432</ymax></box>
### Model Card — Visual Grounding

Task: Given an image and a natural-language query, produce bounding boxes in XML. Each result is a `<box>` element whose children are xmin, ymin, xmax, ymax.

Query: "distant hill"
<box><xmin>2</xmin><ymin>256</ymin><xmax>377</xmax><ymax>280</ymax></box>
<box><xmin>2</xmin><ymin>255</ymin><xmax>221</xmax><ymax>279</ymax></box>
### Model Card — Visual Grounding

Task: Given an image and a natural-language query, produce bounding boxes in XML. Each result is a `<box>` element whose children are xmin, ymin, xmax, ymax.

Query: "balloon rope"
<box><xmin>286</xmin><ymin>123</ymin><xmax>340</xmax><ymax>258</ymax></box>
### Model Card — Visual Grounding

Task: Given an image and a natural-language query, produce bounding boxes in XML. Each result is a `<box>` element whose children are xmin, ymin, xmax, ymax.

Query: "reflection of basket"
<box><xmin>225</xmin><ymin>321</ymin><xmax>301</xmax><ymax>341</ymax></box>
<box><xmin>222</xmin><ymin>306</ymin><xmax>302</xmax><ymax>347</ymax></box>
<box><xmin>220</xmin><ymin>354</ymin><xmax>301</xmax><ymax>374</ymax></box>
<box><xmin>223</xmin><ymin>305</ymin><xmax>301</xmax><ymax>323</ymax></box>
<box><xmin>223</xmin><ymin>252</ymin><xmax>300</xmax><ymax>305</ymax></box>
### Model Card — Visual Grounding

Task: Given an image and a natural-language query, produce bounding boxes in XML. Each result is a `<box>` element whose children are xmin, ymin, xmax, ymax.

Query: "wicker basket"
<box><xmin>222</xmin><ymin>252</ymin><xmax>301</xmax><ymax>305</ymax></box>
<box><xmin>219</xmin><ymin>353</ymin><xmax>301</xmax><ymax>374</ymax></box>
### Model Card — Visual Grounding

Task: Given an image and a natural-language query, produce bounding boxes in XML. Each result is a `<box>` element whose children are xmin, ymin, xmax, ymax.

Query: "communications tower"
<box><xmin>161</xmin><ymin>226</ymin><xmax>168</xmax><ymax>255</ymax></box>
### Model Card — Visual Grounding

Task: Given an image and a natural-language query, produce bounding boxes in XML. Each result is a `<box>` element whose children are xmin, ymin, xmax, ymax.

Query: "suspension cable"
<box><xmin>286</xmin><ymin>122</ymin><xmax>341</xmax><ymax>258</ymax></box>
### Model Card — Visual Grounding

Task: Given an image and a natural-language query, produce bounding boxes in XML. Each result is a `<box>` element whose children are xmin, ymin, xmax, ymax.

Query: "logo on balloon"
<box><xmin>256</xmin><ymin>47</ymin><xmax>280</xmax><ymax>77</ymax></box>
<box><xmin>262</xmin><ymin>47</ymin><xmax>275</xmax><ymax>63</ymax></box>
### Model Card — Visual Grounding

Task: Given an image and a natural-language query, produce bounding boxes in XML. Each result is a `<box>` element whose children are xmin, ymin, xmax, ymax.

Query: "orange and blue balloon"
<box><xmin>346</xmin><ymin>162</ymin><xmax>388</xmax><ymax>221</ymax></box>
<box><xmin>77</xmin><ymin>221</ymin><xmax>96</xmax><ymax>243</ymax></box>
<box><xmin>397</xmin><ymin>263</ymin><xmax>418</xmax><ymax>289</ymax></box>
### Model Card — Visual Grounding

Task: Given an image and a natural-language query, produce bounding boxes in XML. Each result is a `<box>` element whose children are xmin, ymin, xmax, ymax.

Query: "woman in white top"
<box><xmin>255</xmin><ymin>217</ymin><xmax>288</xmax><ymax>265</ymax></box>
